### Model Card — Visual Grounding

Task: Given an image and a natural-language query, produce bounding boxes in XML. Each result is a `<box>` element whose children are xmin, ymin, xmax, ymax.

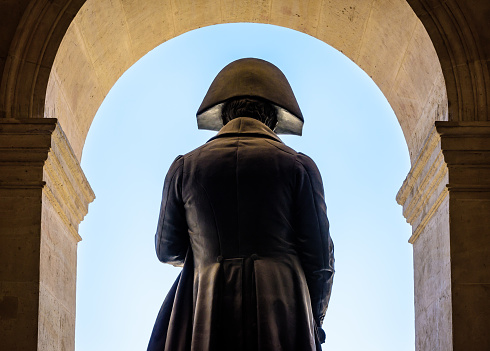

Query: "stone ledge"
<box><xmin>436</xmin><ymin>121</ymin><xmax>490</xmax><ymax>191</ymax></box>
<box><xmin>0</xmin><ymin>118</ymin><xmax>95</xmax><ymax>241</ymax></box>
<box><xmin>42</xmin><ymin>123</ymin><xmax>95</xmax><ymax>242</ymax></box>
<box><xmin>397</xmin><ymin>127</ymin><xmax>449</xmax><ymax>243</ymax></box>
<box><xmin>0</xmin><ymin>119</ymin><xmax>56</xmax><ymax>187</ymax></box>
<box><xmin>398</xmin><ymin>121</ymin><xmax>490</xmax><ymax>243</ymax></box>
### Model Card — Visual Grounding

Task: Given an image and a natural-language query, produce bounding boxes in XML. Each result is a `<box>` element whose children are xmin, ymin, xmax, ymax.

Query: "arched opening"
<box><xmin>3</xmin><ymin>1</ymin><xmax>489</xmax><ymax>350</ymax></box>
<box><xmin>45</xmin><ymin>0</ymin><xmax>447</xmax><ymax>162</ymax></box>
<box><xmin>43</xmin><ymin>1</ymin><xmax>448</xmax><ymax>350</ymax></box>
<box><xmin>77</xmin><ymin>23</ymin><xmax>413</xmax><ymax>350</ymax></box>
<box><xmin>44</xmin><ymin>4</ymin><xmax>445</xmax><ymax>347</ymax></box>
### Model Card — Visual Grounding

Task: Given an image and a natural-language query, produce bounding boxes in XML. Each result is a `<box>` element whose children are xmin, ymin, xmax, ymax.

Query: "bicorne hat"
<box><xmin>196</xmin><ymin>58</ymin><xmax>304</xmax><ymax>135</ymax></box>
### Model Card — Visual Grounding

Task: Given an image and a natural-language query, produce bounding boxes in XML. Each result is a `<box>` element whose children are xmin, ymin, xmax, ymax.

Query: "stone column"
<box><xmin>0</xmin><ymin>118</ymin><xmax>94</xmax><ymax>351</ymax></box>
<box><xmin>436</xmin><ymin>121</ymin><xmax>490</xmax><ymax>351</ymax></box>
<box><xmin>397</xmin><ymin>121</ymin><xmax>490</xmax><ymax>351</ymax></box>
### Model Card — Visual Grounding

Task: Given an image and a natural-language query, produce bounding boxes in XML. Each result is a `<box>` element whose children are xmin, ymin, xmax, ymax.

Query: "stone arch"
<box><xmin>46</xmin><ymin>0</ymin><xmax>446</xmax><ymax>162</ymax></box>
<box><xmin>2</xmin><ymin>1</ymin><xmax>487</xmax><ymax>157</ymax></box>
<box><xmin>408</xmin><ymin>0</ymin><xmax>489</xmax><ymax>122</ymax></box>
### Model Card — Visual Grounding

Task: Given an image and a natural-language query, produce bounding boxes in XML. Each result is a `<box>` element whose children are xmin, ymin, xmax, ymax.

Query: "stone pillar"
<box><xmin>397</xmin><ymin>126</ymin><xmax>451</xmax><ymax>351</ymax></box>
<box><xmin>0</xmin><ymin>118</ymin><xmax>94</xmax><ymax>351</ymax></box>
<box><xmin>436</xmin><ymin>121</ymin><xmax>490</xmax><ymax>351</ymax></box>
<box><xmin>397</xmin><ymin>121</ymin><xmax>490</xmax><ymax>351</ymax></box>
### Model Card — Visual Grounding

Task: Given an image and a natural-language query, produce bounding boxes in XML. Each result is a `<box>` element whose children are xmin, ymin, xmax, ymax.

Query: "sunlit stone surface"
<box><xmin>0</xmin><ymin>0</ymin><xmax>489</xmax><ymax>350</ymax></box>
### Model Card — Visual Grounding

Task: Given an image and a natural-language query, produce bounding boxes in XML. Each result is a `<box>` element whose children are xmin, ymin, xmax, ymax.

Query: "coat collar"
<box><xmin>207</xmin><ymin>117</ymin><xmax>283</xmax><ymax>143</ymax></box>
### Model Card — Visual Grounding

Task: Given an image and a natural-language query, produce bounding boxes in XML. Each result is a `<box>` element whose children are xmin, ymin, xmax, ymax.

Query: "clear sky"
<box><xmin>77</xmin><ymin>23</ymin><xmax>414</xmax><ymax>351</ymax></box>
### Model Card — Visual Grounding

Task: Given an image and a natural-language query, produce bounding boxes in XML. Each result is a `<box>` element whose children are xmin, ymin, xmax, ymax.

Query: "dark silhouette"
<box><xmin>148</xmin><ymin>58</ymin><xmax>334</xmax><ymax>351</ymax></box>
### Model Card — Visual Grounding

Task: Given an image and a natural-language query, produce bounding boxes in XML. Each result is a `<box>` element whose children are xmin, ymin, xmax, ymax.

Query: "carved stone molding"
<box><xmin>397</xmin><ymin>121</ymin><xmax>490</xmax><ymax>244</ymax></box>
<box><xmin>0</xmin><ymin>0</ymin><xmax>86</xmax><ymax>118</ymax></box>
<box><xmin>406</xmin><ymin>0</ymin><xmax>489</xmax><ymax>122</ymax></box>
<box><xmin>43</xmin><ymin>122</ymin><xmax>95</xmax><ymax>242</ymax></box>
<box><xmin>0</xmin><ymin>118</ymin><xmax>94</xmax><ymax>237</ymax></box>
<box><xmin>0</xmin><ymin>118</ymin><xmax>56</xmax><ymax>188</ymax></box>
<box><xmin>436</xmin><ymin>121</ymin><xmax>490</xmax><ymax>192</ymax></box>
<box><xmin>397</xmin><ymin>127</ymin><xmax>449</xmax><ymax>243</ymax></box>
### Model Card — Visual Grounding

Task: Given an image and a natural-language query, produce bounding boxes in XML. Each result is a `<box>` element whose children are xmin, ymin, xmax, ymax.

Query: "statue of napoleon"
<box><xmin>148</xmin><ymin>58</ymin><xmax>334</xmax><ymax>351</ymax></box>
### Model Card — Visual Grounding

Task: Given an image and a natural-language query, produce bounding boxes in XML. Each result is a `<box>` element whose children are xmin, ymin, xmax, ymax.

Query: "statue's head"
<box><xmin>196</xmin><ymin>58</ymin><xmax>304</xmax><ymax>135</ymax></box>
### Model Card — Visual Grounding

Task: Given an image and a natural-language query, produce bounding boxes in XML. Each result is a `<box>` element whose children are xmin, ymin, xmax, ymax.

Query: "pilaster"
<box><xmin>0</xmin><ymin>118</ymin><xmax>94</xmax><ymax>351</ymax></box>
<box><xmin>398</xmin><ymin>121</ymin><xmax>490</xmax><ymax>351</ymax></box>
<box><xmin>397</xmin><ymin>127</ymin><xmax>452</xmax><ymax>351</ymax></box>
<box><xmin>436</xmin><ymin>121</ymin><xmax>490</xmax><ymax>351</ymax></box>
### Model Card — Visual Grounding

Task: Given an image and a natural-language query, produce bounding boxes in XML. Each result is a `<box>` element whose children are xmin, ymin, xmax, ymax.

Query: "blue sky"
<box><xmin>77</xmin><ymin>23</ymin><xmax>414</xmax><ymax>350</ymax></box>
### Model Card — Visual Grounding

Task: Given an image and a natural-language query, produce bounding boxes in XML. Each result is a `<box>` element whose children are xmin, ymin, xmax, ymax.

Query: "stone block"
<box><xmin>357</xmin><ymin>0</ymin><xmax>417</xmax><ymax>94</ymax></box>
<box><xmin>452</xmin><ymin>283</ymin><xmax>490</xmax><ymax>351</ymax></box>
<box><xmin>407</xmin><ymin>71</ymin><xmax>447</xmax><ymax>162</ymax></box>
<box><xmin>45</xmin><ymin>75</ymin><xmax>84</xmax><ymax>160</ymax></box>
<box><xmin>221</xmin><ymin>0</ymin><xmax>272</xmax><ymax>24</ymax></box>
<box><xmin>75</xmin><ymin>0</ymin><xmax>134</xmax><ymax>92</ymax></box>
<box><xmin>170</xmin><ymin>0</ymin><xmax>222</xmax><ymax>36</ymax></box>
<box><xmin>0</xmin><ymin>281</ymin><xmax>40</xmax><ymax>351</ymax></box>
<box><xmin>40</xmin><ymin>191</ymin><xmax>78</xmax><ymax>311</ymax></box>
<box><xmin>316</xmin><ymin>0</ymin><xmax>372</xmax><ymax>61</ymax></box>
<box><xmin>390</xmin><ymin>20</ymin><xmax>444</xmax><ymax>155</ymax></box>
<box><xmin>450</xmin><ymin>197</ymin><xmax>490</xmax><ymax>281</ymax></box>
<box><xmin>120</xmin><ymin>0</ymin><xmax>175</xmax><ymax>59</ymax></box>
<box><xmin>270</xmin><ymin>0</ymin><xmax>322</xmax><ymax>36</ymax></box>
<box><xmin>49</xmin><ymin>25</ymin><xmax>103</xmax><ymax>160</ymax></box>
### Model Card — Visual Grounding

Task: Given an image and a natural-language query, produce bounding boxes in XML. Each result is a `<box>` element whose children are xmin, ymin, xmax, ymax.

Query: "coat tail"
<box><xmin>148</xmin><ymin>251</ymin><xmax>194</xmax><ymax>351</ymax></box>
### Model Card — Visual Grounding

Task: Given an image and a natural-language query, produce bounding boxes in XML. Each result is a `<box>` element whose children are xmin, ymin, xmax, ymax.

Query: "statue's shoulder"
<box><xmin>297</xmin><ymin>152</ymin><xmax>314</xmax><ymax>162</ymax></box>
<box><xmin>169</xmin><ymin>154</ymin><xmax>184</xmax><ymax>168</ymax></box>
<box><xmin>295</xmin><ymin>152</ymin><xmax>322</xmax><ymax>175</ymax></box>
<box><xmin>181</xmin><ymin>142</ymin><xmax>209</xmax><ymax>159</ymax></box>
<box><xmin>262</xmin><ymin>138</ymin><xmax>298</xmax><ymax>156</ymax></box>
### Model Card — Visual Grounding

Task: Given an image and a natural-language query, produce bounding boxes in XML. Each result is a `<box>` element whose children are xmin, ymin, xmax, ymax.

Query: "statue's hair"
<box><xmin>221</xmin><ymin>97</ymin><xmax>278</xmax><ymax>130</ymax></box>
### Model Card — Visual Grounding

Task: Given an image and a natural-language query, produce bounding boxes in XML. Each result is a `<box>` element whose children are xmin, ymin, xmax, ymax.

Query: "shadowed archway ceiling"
<box><xmin>46</xmin><ymin>0</ymin><xmax>446</xmax><ymax>161</ymax></box>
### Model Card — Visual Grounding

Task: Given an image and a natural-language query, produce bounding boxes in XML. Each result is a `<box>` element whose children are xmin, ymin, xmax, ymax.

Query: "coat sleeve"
<box><xmin>155</xmin><ymin>155</ymin><xmax>189</xmax><ymax>267</ymax></box>
<box><xmin>294</xmin><ymin>153</ymin><xmax>334</xmax><ymax>327</ymax></box>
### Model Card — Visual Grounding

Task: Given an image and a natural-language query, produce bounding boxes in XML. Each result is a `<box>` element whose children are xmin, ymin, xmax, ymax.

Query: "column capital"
<box><xmin>0</xmin><ymin>118</ymin><xmax>56</xmax><ymax>188</ymax></box>
<box><xmin>435</xmin><ymin>121</ymin><xmax>490</xmax><ymax>193</ymax></box>
<box><xmin>0</xmin><ymin>119</ymin><xmax>94</xmax><ymax>239</ymax></box>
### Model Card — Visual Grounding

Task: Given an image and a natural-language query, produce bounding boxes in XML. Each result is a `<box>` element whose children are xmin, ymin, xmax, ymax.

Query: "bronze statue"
<box><xmin>148</xmin><ymin>58</ymin><xmax>334</xmax><ymax>351</ymax></box>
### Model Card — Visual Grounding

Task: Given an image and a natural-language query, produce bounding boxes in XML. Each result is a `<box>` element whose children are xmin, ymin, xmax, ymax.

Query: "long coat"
<box><xmin>148</xmin><ymin>117</ymin><xmax>334</xmax><ymax>351</ymax></box>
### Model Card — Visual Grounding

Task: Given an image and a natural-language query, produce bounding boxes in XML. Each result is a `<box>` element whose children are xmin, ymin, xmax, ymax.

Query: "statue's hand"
<box><xmin>315</xmin><ymin>324</ymin><xmax>326</xmax><ymax>344</ymax></box>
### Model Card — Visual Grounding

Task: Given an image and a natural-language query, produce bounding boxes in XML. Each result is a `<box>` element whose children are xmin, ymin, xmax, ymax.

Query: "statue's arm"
<box><xmin>155</xmin><ymin>155</ymin><xmax>189</xmax><ymax>267</ymax></box>
<box><xmin>294</xmin><ymin>153</ymin><xmax>335</xmax><ymax>328</ymax></box>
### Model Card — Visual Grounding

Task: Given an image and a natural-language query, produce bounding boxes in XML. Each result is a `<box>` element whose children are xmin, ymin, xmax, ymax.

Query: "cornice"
<box><xmin>397</xmin><ymin>126</ymin><xmax>449</xmax><ymax>243</ymax></box>
<box><xmin>436</xmin><ymin>121</ymin><xmax>490</xmax><ymax>192</ymax></box>
<box><xmin>0</xmin><ymin>118</ymin><xmax>94</xmax><ymax>241</ymax></box>
<box><xmin>0</xmin><ymin>118</ymin><xmax>56</xmax><ymax>187</ymax></box>
<box><xmin>43</xmin><ymin>122</ymin><xmax>95</xmax><ymax>242</ymax></box>
<box><xmin>398</xmin><ymin>121</ymin><xmax>490</xmax><ymax>243</ymax></box>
